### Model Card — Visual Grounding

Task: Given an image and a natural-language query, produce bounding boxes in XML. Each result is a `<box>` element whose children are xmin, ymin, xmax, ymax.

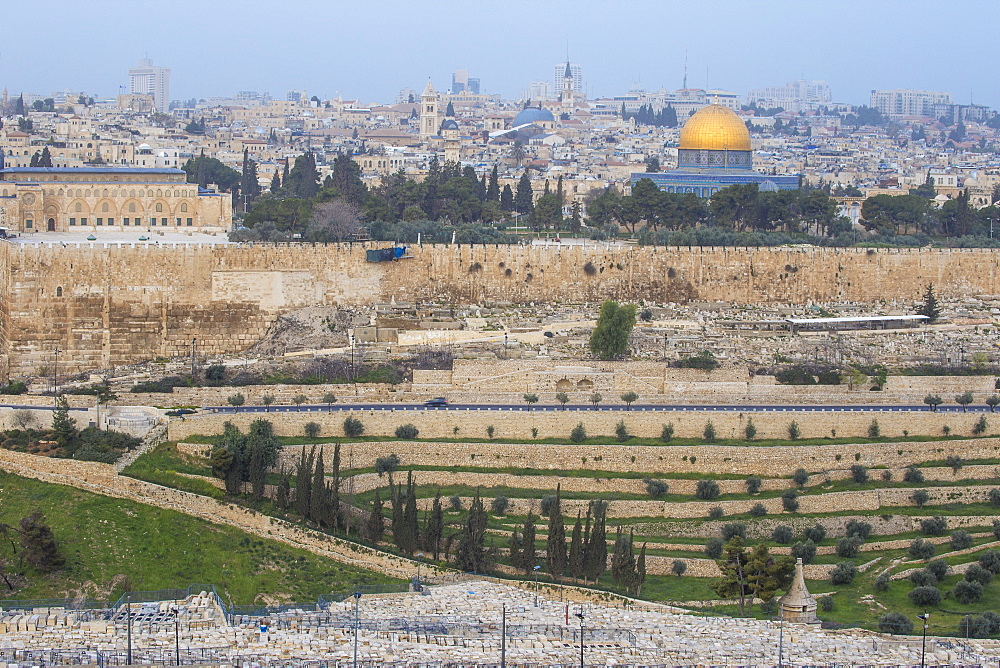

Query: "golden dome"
<box><xmin>679</xmin><ymin>104</ymin><xmax>751</xmax><ymax>151</ymax></box>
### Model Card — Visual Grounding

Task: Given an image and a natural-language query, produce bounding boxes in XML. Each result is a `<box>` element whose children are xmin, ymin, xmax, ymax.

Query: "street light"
<box><xmin>53</xmin><ymin>348</ymin><xmax>62</xmax><ymax>403</ymax></box>
<box><xmin>777</xmin><ymin>606</ymin><xmax>785</xmax><ymax>668</ymax></box>
<box><xmin>574</xmin><ymin>610</ymin><xmax>585</xmax><ymax>668</ymax></box>
<box><xmin>171</xmin><ymin>607</ymin><xmax>180</xmax><ymax>666</ymax></box>
<box><xmin>353</xmin><ymin>591</ymin><xmax>362</xmax><ymax>668</ymax></box>
<box><xmin>533</xmin><ymin>564</ymin><xmax>541</xmax><ymax>606</ymax></box>
<box><xmin>190</xmin><ymin>338</ymin><xmax>197</xmax><ymax>377</ymax></box>
<box><xmin>918</xmin><ymin>613</ymin><xmax>930</xmax><ymax>668</ymax></box>
<box><xmin>500</xmin><ymin>603</ymin><xmax>507</xmax><ymax>668</ymax></box>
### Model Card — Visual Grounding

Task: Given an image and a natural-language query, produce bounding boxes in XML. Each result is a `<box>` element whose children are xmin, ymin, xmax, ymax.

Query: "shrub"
<box><xmin>867</xmin><ymin>419</ymin><xmax>881</xmax><ymax>438</ymax></box>
<box><xmin>645</xmin><ymin>478</ymin><xmax>669</xmax><ymax>498</ymax></box>
<box><xmin>878</xmin><ymin>611</ymin><xmax>914</xmax><ymax>635</ymax></box>
<box><xmin>523</xmin><ymin>393</ymin><xmax>539</xmax><ymax>406</ymax></box>
<box><xmin>994</xmin><ymin>519</ymin><xmax>1000</xmax><ymax>540</ymax></box>
<box><xmin>843</xmin><ymin>520</ymin><xmax>871</xmax><ymax>540</ymax></box>
<box><xmin>836</xmin><ymin>537</ymin><xmax>863</xmax><ymax>558</ymax></box>
<box><xmin>491</xmin><ymin>495</ymin><xmax>510</xmax><ymax>516</ymax></box>
<box><xmin>973</xmin><ymin>416</ymin><xmax>988</xmax><ymax>435</ymax></box>
<box><xmin>908</xmin><ymin>585</ymin><xmax>942</xmax><ymax>608</ymax></box>
<box><xmin>227</xmin><ymin>393</ymin><xmax>245</xmax><ymax>407</ymax></box>
<box><xmin>721</xmin><ymin>523</ymin><xmax>746</xmax><ymax>540</ymax></box>
<box><xmin>744</xmin><ymin>418</ymin><xmax>757</xmax><ymax>440</ymax></box>
<box><xmin>745</xmin><ymin>477</ymin><xmax>762</xmax><ymax>494</ymax></box>
<box><xmin>671</xmin><ymin>560</ymin><xmax>687</xmax><ymax>577</ymax></box>
<box><xmin>881</xmin><ymin>469</ymin><xmax>893</xmax><ymax>481</ymax></box>
<box><xmin>980</xmin><ymin>549</ymin><xmax>1000</xmax><ymax>574</ymax></box>
<box><xmin>705</xmin><ymin>538</ymin><xmax>724</xmax><ymax>559</ymax></box>
<box><xmin>904</xmin><ymin>467</ymin><xmax>925</xmax><ymax>483</ymax></box>
<box><xmin>620</xmin><ymin>391</ymin><xmax>638</xmax><ymax>408</ymax></box>
<box><xmin>486</xmin><ymin>425</ymin><xmax>495</xmax><ymax>439</ymax></box>
<box><xmin>818</xmin><ymin>595</ymin><xmax>834</xmax><ymax>612</ymax></box>
<box><xmin>926</xmin><ymin>559</ymin><xmax>949</xmax><ymax>582</ymax></box>
<box><xmin>908</xmin><ymin>570</ymin><xmax>937</xmax><ymax>587</ymax></box>
<box><xmin>304</xmin><ymin>422</ymin><xmax>321</xmax><ymax>438</ymax></box>
<box><xmin>909</xmin><ymin>538</ymin><xmax>936</xmax><ymax>560</ymax></box>
<box><xmin>703</xmin><ymin>421</ymin><xmax>716</xmax><ymax>442</ymax></box>
<box><xmin>614</xmin><ymin>420</ymin><xmax>629</xmax><ymax>442</ymax></box>
<box><xmin>570</xmin><ymin>423</ymin><xmax>587</xmax><ymax>443</ymax></box>
<box><xmin>830</xmin><ymin>562</ymin><xmax>858</xmax><ymax>585</ymax></box>
<box><xmin>850</xmin><ymin>464</ymin><xmax>868</xmax><ymax>484</ymax></box>
<box><xmin>911</xmin><ymin>489</ymin><xmax>930</xmax><ymax>507</ymax></box>
<box><xmin>781</xmin><ymin>489</ymin><xmax>799</xmax><ymax>512</ymax></box>
<box><xmin>792</xmin><ymin>468</ymin><xmax>809</xmax><ymax>487</ymax></box>
<box><xmin>950</xmin><ymin>530</ymin><xmax>974</xmax><ymax>551</ymax></box>
<box><xmin>555</xmin><ymin>392</ymin><xmax>570</xmax><ymax>407</ymax></box>
<box><xmin>787</xmin><ymin>421</ymin><xmax>801</xmax><ymax>440</ymax></box>
<box><xmin>772</xmin><ymin>525</ymin><xmax>793</xmax><ymax>544</ymax></box>
<box><xmin>960</xmin><ymin>612</ymin><xmax>1000</xmax><ymax>639</ymax></box>
<box><xmin>791</xmin><ymin>540</ymin><xmax>817</xmax><ymax>564</ymax></box>
<box><xmin>343</xmin><ymin>416</ymin><xmax>364</xmax><ymax>437</ymax></box>
<box><xmin>590</xmin><ymin>392</ymin><xmax>602</xmax><ymax>406</ymax></box>
<box><xmin>749</xmin><ymin>503</ymin><xmax>767</xmax><ymax>517</ymax></box>
<box><xmin>708</xmin><ymin>506</ymin><xmax>724</xmax><ymax>519</ymax></box>
<box><xmin>375</xmin><ymin>454</ymin><xmax>400</xmax><ymax>477</ymax></box>
<box><xmin>952</xmin><ymin>580</ymin><xmax>984</xmax><ymax>604</ymax></box>
<box><xmin>660</xmin><ymin>423</ymin><xmax>674</xmax><ymax>443</ymax></box>
<box><xmin>804</xmin><ymin>524</ymin><xmax>826</xmax><ymax>543</ymax></box>
<box><xmin>920</xmin><ymin>516</ymin><xmax>948</xmax><ymax>536</ymax></box>
<box><xmin>964</xmin><ymin>563</ymin><xmax>993</xmax><ymax>586</ymax></box>
<box><xmin>395</xmin><ymin>423</ymin><xmax>420</xmax><ymax>439</ymax></box>
<box><xmin>988</xmin><ymin>488</ymin><xmax>1000</xmax><ymax>507</ymax></box>
<box><xmin>873</xmin><ymin>573</ymin><xmax>890</xmax><ymax>592</ymax></box>
<box><xmin>946</xmin><ymin>455</ymin><xmax>964</xmax><ymax>472</ymax></box>
<box><xmin>449</xmin><ymin>494</ymin><xmax>462</xmax><ymax>511</ymax></box>
<box><xmin>540</xmin><ymin>495</ymin><xmax>556</xmax><ymax>516</ymax></box>
<box><xmin>696</xmin><ymin>479</ymin><xmax>720</xmax><ymax>500</ymax></box>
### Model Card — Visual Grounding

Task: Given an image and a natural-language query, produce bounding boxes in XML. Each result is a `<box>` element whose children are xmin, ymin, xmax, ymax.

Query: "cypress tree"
<box><xmin>401</xmin><ymin>471</ymin><xmax>419</xmax><ymax>553</ymax></box>
<box><xmin>276</xmin><ymin>469</ymin><xmax>290</xmax><ymax>510</ymax></box>
<box><xmin>579</xmin><ymin>509</ymin><xmax>593</xmax><ymax>583</ymax></box>
<box><xmin>390</xmin><ymin>474</ymin><xmax>405</xmax><ymax>550</ymax></box>
<box><xmin>50</xmin><ymin>396</ymin><xmax>77</xmax><ymax>450</ymax></box>
<box><xmin>365</xmin><ymin>488</ymin><xmax>385</xmax><ymax>543</ymax></box>
<box><xmin>568</xmin><ymin>511</ymin><xmax>583</xmax><ymax>580</ymax></box>
<box><xmin>556</xmin><ymin>175</ymin><xmax>564</xmax><ymax>205</ymax></box>
<box><xmin>330</xmin><ymin>443</ymin><xmax>341</xmax><ymax>530</ymax></box>
<box><xmin>586</xmin><ymin>501</ymin><xmax>608</xmax><ymax>584</ymax></box>
<box><xmin>270</xmin><ymin>170</ymin><xmax>281</xmax><ymax>192</ymax></box>
<box><xmin>424</xmin><ymin>489</ymin><xmax>444</xmax><ymax>560</ymax></box>
<box><xmin>14</xmin><ymin>95</ymin><xmax>24</xmax><ymax>116</ymax></box>
<box><xmin>294</xmin><ymin>448</ymin><xmax>313</xmax><ymax>518</ymax></box>
<box><xmin>500</xmin><ymin>184</ymin><xmax>515</xmax><ymax>212</ymax></box>
<box><xmin>310</xmin><ymin>448</ymin><xmax>327</xmax><ymax>525</ymax></box>
<box><xmin>636</xmin><ymin>542</ymin><xmax>647</xmax><ymax>596</ymax></box>
<box><xmin>521</xmin><ymin>511</ymin><xmax>537</xmax><ymax>574</ymax></box>
<box><xmin>546</xmin><ymin>485</ymin><xmax>567</xmax><ymax>579</ymax></box>
<box><xmin>508</xmin><ymin>528</ymin><xmax>523</xmax><ymax>572</ymax></box>
<box><xmin>487</xmin><ymin>165</ymin><xmax>500</xmax><ymax>201</ymax></box>
<box><xmin>455</xmin><ymin>489</ymin><xmax>489</xmax><ymax>572</ymax></box>
<box><xmin>514</xmin><ymin>173</ymin><xmax>534</xmax><ymax>214</ymax></box>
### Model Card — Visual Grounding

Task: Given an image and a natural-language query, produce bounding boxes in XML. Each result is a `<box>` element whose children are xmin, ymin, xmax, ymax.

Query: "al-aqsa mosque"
<box><xmin>631</xmin><ymin>103</ymin><xmax>798</xmax><ymax>197</ymax></box>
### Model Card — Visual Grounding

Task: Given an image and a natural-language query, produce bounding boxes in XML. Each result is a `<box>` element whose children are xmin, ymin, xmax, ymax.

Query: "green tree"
<box><xmin>956</xmin><ymin>391</ymin><xmax>974</xmax><ymax>412</ymax></box>
<box><xmin>584</xmin><ymin>501</ymin><xmax>608</xmax><ymax>584</ymax></box>
<box><xmin>589</xmin><ymin>300</ymin><xmax>637</xmax><ymax>360</ymax></box>
<box><xmin>310</xmin><ymin>447</ymin><xmax>328</xmax><ymax>524</ymax></box>
<box><xmin>917</xmin><ymin>284</ymin><xmax>941</xmax><ymax>322</ymax></box>
<box><xmin>17</xmin><ymin>511</ymin><xmax>64</xmax><ymax>572</ymax></box>
<box><xmin>546</xmin><ymin>485</ymin><xmax>567</xmax><ymax>579</ymax></box>
<box><xmin>424</xmin><ymin>489</ymin><xmax>444</xmax><ymax>560</ymax></box>
<box><xmin>182</xmin><ymin>156</ymin><xmax>240</xmax><ymax>192</ymax></box>
<box><xmin>620</xmin><ymin>391</ymin><xmax>639</xmax><ymax>409</ymax></box>
<box><xmin>284</xmin><ymin>152</ymin><xmax>320</xmax><ymax>199</ymax></box>
<box><xmin>555</xmin><ymin>392</ymin><xmax>570</xmax><ymax>408</ymax></box>
<box><xmin>454</xmin><ymin>490</ymin><xmax>490</xmax><ymax>572</ymax></box>
<box><xmin>568</xmin><ymin>512</ymin><xmax>584</xmax><ymax>580</ymax></box>
<box><xmin>500</xmin><ymin>184</ymin><xmax>515</xmax><ymax>212</ymax></box>
<box><xmin>364</xmin><ymin>488</ymin><xmax>385</xmax><ymax>543</ymax></box>
<box><xmin>50</xmin><ymin>397</ymin><xmax>77</xmax><ymax>450</ymax></box>
<box><xmin>924</xmin><ymin>394</ymin><xmax>943</xmax><ymax>411</ymax></box>
<box><xmin>514</xmin><ymin>173</ymin><xmax>534</xmax><ymax>215</ymax></box>
<box><xmin>611</xmin><ymin>527</ymin><xmax>637</xmax><ymax>593</ymax></box>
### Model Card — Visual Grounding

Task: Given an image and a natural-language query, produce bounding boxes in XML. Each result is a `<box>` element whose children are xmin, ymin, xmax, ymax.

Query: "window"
<box><xmin>70</xmin><ymin>218</ymin><xmax>76</xmax><ymax>226</ymax></box>
<box><xmin>161</xmin><ymin>218</ymin><xmax>167</xmax><ymax>225</ymax></box>
<box><xmin>101</xmin><ymin>202</ymin><xmax>109</xmax><ymax>212</ymax></box>
<box><xmin>128</xmin><ymin>202</ymin><xmax>136</xmax><ymax>212</ymax></box>
<box><xmin>26</xmin><ymin>220</ymin><xmax>32</xmax><ymax>228</ymax></box>
<box><xmin>81</xmin><ymin>218</ymin><xmax>87</xmax><ymax>225</ymax></box>
<box><xmin>56</xmin><ymin>287</ymin><xmax>62</xmax><ymax>297</ymax></box>
<box><xmin>155</xmin><ymin>203</ymin><xmax>163</xmax><ymax>212</ymax></box>
<box><xmin>108</xmin><ymin>218</ymin><xmax>115</xmax><ymax>225</ymax></box>
<box><xmin>186</xmin><ymin>218</ymin><xmax>193</xmax><ymax>226</ymax></box>
<box><xmin>97</xmin><ymin>218</ymin><xmax>103</xmax><ymax>226</ymax></box>
<box><xmin>179</xmin><ymin>202</ymin><xmax>188</xmax><ymax>213</ymax></box>
<box><xmin>176</xmin><ymin>218</ymin><xmax>181</xmax><ymax>226</ymax></box>
<box><xmin>150</xmin><ymin>218</ymin><xmax>156</xmax><ymax>226</ymax></box>
<box><xmin>123</xmin><ymin>218</ymin><xmax>129</xmax><ymax>226</ymax></box>
<box><xmin>75</xmin><ymin>202</ymin><xmax>82</xmax><ymax>212</ymax></box>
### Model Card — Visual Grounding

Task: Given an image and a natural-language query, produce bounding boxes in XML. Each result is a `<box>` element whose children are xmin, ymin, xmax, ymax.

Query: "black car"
<box><xmin>423</xmin><ymin>397</ymin><xmax>448</xmax><ymax>407</ymax></box>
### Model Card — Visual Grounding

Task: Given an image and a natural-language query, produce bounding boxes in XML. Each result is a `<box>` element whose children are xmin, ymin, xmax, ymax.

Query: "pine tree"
<box><xmin>276</xmin><ymin>469</ymin><xmax>290</xmax><ymax>510</ymax></box>
<box><xmin>364</xmin><ymin>488</ymin><xmax>385</xmax><ymax>543</ymax></box>
<box><xmin>568</xmin><ymin>512</ymin><xmax>584</xmax><ymax>580</ymax></box>
<box><xmin>310</xmin><ymin>448</ymin><xmax>327</xmax><ymax>525</ymax></box>
<box><xmin>556</xmin><ymin>175</ymin><xmax>564</xmax><ymax>206</ymax></box>
<box><xmin>38</xmin><ymin>146</ymin><xmax>51</xmax><ymax>167</ymax></box>
<box><xmin>546</xmin><ymin>485</ymin><xmax>567</xmax><ymax>579</ymax></box>
<box><xmin>51</xmin><ymin>397</ymin><xmax>77</xmax><ymax>450</ymax></box>
<box><xmin>570</xmin><ymin>200</ymin><xmax>582</xmax><ymax>234</ymax></box>
<box><xmin>270</xmin><ymin>170</ymin><xmax>281</xmax><ymax>193</ymax></box>
<box><xmin>917</xmin><ymin>284</ymin><xmax>941</xmax><ymax>322</ymax></box>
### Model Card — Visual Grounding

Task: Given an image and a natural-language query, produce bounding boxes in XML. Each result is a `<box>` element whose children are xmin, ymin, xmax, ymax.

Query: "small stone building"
<box><xmin>778</xmin><ymin>558</ymin><xmax>819</xmax><ymax>624</ymax></box>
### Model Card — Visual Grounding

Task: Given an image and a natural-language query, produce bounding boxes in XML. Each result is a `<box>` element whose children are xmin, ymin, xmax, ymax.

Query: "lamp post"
<box><xmin>777</xmin><ymin>606</ymin><xmax>785</xmax><ymax>668</ymax></box>
<box><xmin>416</xmin><ymin>552</ymin><xmax>424</xmax><ymax>587</ymax></box>
<box><xmin>353</xmin><ymin>591</ymin><xmax>362</xmax><ymax>668</ymax></box>
<box><xmin>500</xmin><ymin>603</ymin><xmax>506</xmax><ymax>668</ymax></box>
<box><xmin>172</xmin><ymin>607</ymin><xmax>180</xmax><ymax>666</ymax></box>
<box><xmin>53</xmin><ymin>348</ymin><xmax>61</xmax><ymax>403</ymax></box>
<box><xmin>918</xmin><ymin>612</ymin><xmax>930</xmax><ymax>668</ymax></box>
<box><xmin>126</xmin><ymin>593</ymin><xmax>132</xmax><ymax>666</ymax></box>
<box><xmin>190</xmin><ymin>338</ymin><xmax>197</xmax><ymax>377</ymax></box>
<box><xmin>574</xmin><ymin>610</ymin><xmax>585</xmax><ymax>668</ymax></box>
<box><xmin>533</xmin><ymin>564</ymin><xmax>541</xmax><ymax>606</ymax></box>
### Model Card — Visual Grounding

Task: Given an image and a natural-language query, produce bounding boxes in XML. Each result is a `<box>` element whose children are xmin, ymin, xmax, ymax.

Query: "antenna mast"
<box><xmin>682</xmin><ymin>48</ymin><xmax>688</xmax><ymax>89</ymax></box>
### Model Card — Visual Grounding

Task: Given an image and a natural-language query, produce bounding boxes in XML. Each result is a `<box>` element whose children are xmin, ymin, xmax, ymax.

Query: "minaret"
<box><xmin>561</xmin><ymin>62</ymin><xmax>574</xmax><ymax>117</ymax></box>
<box><xmin>420</xmin><ymin>79</ymin><xmax>438</xmax><ymax>141</ymax></box>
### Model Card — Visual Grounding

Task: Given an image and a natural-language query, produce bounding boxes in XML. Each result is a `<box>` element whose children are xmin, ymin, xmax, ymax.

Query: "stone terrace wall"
<box><xmin>6</xmin><ymin>243</ymin><xmax>1000</xmax><ymax>375</ymax></box>
<box><xmin>170</xmin><ymin>406</ymin><xmax>999</xmax><ymax>445</ymax></box>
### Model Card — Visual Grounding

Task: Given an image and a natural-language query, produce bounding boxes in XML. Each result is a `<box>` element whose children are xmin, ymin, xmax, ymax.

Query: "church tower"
<box><xmin>560</xmin><ymin>62</ymin><xmax>574</xmax><ymax>117</ymax></box>
<box><xmin>420</xmin><ymin>80</ymin><xmax>439</xmax><ymax>141</ymax></box>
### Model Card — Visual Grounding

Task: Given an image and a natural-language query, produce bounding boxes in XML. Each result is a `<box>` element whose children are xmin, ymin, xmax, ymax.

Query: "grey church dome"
<box><xmin>512</xmin><ymin>107</ymin><xmax>554</xmax><ymax>126</ymax></box>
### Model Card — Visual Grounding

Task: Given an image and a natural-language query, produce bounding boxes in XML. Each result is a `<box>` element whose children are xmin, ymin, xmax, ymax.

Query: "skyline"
<box><xmin>2</xmin><ymin>0</ymin><xmax>997</xmax><ymax>108</ymax></box>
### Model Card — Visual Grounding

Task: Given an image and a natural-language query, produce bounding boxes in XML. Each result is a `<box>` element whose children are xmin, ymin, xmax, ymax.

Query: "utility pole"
<box><xmin>575</xmin><ymin>610</ymin><xmax>585</xmax><ymax>668</ymax></box>
<box><xmin>53</xmin><ymin>348</ymin><xmax>61</xmax><ymax>404</ymax></box>
<box><xmin>353</xmin><ymin>592</ymin><xmax>362</xmax><ymax>668</ymax></box>
<box><xmin>126</xmin><ymin>593</ymin><xmax>132</xmax><ymax>665</ymax></box>
<box><xmin>190</xmin><ymin>338</ymin><xmax>197</xmax><ymax>377</ymax></box>
<box><xmin>173</xmin><ymin>607</ymin><xmax>180</xmax><ymax>665</ymax></box>
<box><xmin>918</xmin><ymin>612</ymin><xmax>930</xmax><ymax>668</ymax></box>
<box><xmin>500</xmin><ymin>603</ymin><xmax>506</xmax><ymax>668</ymax></box>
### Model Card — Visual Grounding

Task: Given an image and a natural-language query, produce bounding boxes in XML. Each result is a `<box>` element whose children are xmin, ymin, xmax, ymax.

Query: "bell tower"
<box><xmin>420</xmin><ymin>80</ymin><xmax>438</xmax><ymax>141</ymax></box>
<box><xmin>560</xmin><ymin>62</ymin><xmax>574</xmax><ymax>117</ymax></box>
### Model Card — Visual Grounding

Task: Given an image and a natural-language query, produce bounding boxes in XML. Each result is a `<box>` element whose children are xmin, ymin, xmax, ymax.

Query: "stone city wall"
<box><xmin>6</xmin><ymin>243</ymin><xmax>1000</xmax><ymax>375</ymax></box>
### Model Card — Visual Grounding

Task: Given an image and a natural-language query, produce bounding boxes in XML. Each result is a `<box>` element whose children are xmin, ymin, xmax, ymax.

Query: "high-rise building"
<box><xmin>746</xmin><ymin>80</ymin><xmax>831</xmax><ymax>112</ymax></box>
<box><xmin>451</xmin><ymin>69</ymin><xmax>481</xmax><ymax>95</ymax></box>
<box><xmin>128</xmin><ymin>58</ymin><xmax>170</xmax><ymax>112</ymax></box>
<box><xmin>870</xmin><ymin>89</ymin><xmax>952</xmax><ymax>120</ymax></box>
<box><xmin>553</xmin><ymin>63</ymin><xmax>582</xmax><ymax>97</ymax></box>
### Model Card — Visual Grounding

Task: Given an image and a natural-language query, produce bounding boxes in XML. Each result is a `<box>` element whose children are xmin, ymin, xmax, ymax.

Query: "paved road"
<box><xmin>0</xmin><ymin>403</ymin><xmax>91</xmax><ymax>412</ymax></box>
<box><xmin>203</xmin><ymin>402</ymin><xmax>990</xmax><ymax>414</ymax></box>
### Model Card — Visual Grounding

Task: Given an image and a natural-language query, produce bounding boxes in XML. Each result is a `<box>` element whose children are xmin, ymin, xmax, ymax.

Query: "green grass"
<box><xmin>0</xmin><ymin>471</ymin><xmax>401</xmax><ymax>604</ymax></box>
<box><xmin>121</xmin><ymin>443</ymin><xmax>223</xmax><ymax>499</ymax></box>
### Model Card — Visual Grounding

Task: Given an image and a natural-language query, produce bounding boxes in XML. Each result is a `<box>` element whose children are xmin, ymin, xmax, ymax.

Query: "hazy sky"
<box><xmin>3</xmin><ymin>0</ymin><xmax>998</xmax><ymax>108</ymax></box>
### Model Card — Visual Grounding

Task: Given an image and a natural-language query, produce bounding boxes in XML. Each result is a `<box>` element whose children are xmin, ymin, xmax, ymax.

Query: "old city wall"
<box><xmin>5</xmin><ymin>242</ymin><xmax>1000</xmax><ymax>375</ymax></box>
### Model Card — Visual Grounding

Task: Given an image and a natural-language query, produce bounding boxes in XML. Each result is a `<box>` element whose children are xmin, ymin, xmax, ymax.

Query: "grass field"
<box><xmin>0</xmin><ymin>471</ymin><xmax>401</xmax><ymax>605</ymax></box>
